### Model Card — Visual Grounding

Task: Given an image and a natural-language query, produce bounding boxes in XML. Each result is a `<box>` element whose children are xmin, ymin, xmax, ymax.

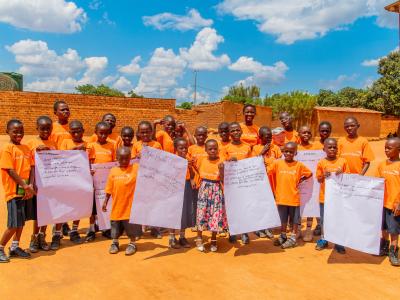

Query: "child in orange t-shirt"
<box><xmin>268</xmin><ymin>142</ymin><xmax>312</xmax><ymax>249</ymax></box>
<box><xmin>154</xmin><ymin>115</ymin><xmax>176</xmax><ymax>153</ymax></box>
<box><xmin>251</xmin><ymin>126</ymin><xmax>282</xmax><ymax>239</ymax></box>
<box><xmin>102</xmin><ymin>147</ymin><xmax>141</xmax><ymax>256</ymax></box>
<box><xmin>0</xmin><ymin>120</ymin><xmax>35</xmax><ymax>262</ymax></box>
<box><xmin>132</xmin><ymin>121</ymin><xmax>162</xmax><ymax>159</ymax></box>
<box><xmin>224</xmin><ymin>122</ymin><xmax>252</xmax><ymax>244</ymax></box>
<box><xmin>217</xmin><ymin>122</ymin><xmax>230</xmax><ymax>151</ymax></box>
<box><xmin>313</xmin><ymin>121</ymin><xmax>332</xmax><ymax>150</ymax></box>
<box><xmin>315</xmin><ymin>138</ymin><xmax>349</xmax><ymax>253</ymax></box>
<box><xmin>338</xmin><ymin>117</ymin><xmax>375</xmax><ymax>175</ymax></box>
<box><xmin>49</xmin><ymin>100</ymin><xmax>72</xmax><ymax>150</ymax></box>
<box><xmin>240</xmin><ymin>104</ymin><xmax>259</xmax><ymax>147</ymax></box>
<box><xmin>87</xmin><ymin>113</ymin><xmax>123</xmax><ymax>148</ymax></box>
<box><xmin>86</xmin><ymin>122</ymin><xmax>116</xmax><ymax>242</ymax></box>
<box><xmin>26</xmin><ymin>116</ymin><xmax>56</xmax><ymax>253</ymax></box>
<box><xmin>175</xmin><ymin>121</ymin><xmax>195</xmax><ymax>146</ymax></box>
<box><xmin>168</xmin><ymin>138</ymin><xmax>196</xmax><ymax>249</ymax></box>
<box><xmin>376</xmin><ymin>137</ymin><xmax>400</xmax><ymax>266</ymax></box>
<box><xmin>279</xmin><ymin>112</ymin><xmax>300</xmax><ymax>144</ymax></box>
<box><xmin>195</xmin><ymin>139</ymin><xmax>227</xmax><ymax>252</ymax></box>
<box><xmin>120</xmin><ymin>126</ymin><xmax>135</xmax><ymax>158</ymax></box>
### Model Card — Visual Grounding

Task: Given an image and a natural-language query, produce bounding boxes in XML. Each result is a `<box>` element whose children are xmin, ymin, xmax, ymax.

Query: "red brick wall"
<box><xmin>380</xmin><ymin>116</ymin><xmax>400</xmax><ymax>138</ymax></box>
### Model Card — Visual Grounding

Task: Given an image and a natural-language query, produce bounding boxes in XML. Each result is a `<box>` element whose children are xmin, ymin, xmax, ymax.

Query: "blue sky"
<box><xmin>0</xmin><ymin>0</ymin><xmax>398</xmax><ymax>103</ymax></box>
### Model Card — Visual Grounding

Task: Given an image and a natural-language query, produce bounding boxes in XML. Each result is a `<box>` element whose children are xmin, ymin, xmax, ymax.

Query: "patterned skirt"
<box><xmin>196</xmin><ymin>180</ymin><xmax>227</xmax><ymax>232</ymax></box>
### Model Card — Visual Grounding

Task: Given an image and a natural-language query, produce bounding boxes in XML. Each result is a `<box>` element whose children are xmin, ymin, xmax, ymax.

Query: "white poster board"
<box><xmin>296</xmin><ymin>150</ymin><xmax>325</xmax><ymax>217</ymax></box>
<box><xmin>130</xmin><ymin>147</ymin><xmax>187</xmax><ymax>229</ymax></box>
<box><xmin>35</xmin><ymin>150</ymin><xmax>93</xmax><ymax>226</ymax></box>
<box><xmin>324</xmin><ymin>174</ymin><xmax>384</xmax><ymax>255</ymax></box>
<box><xmin>224</xmin><ymin>156</ymin><xmax>281</xmax><ymax>235</ymax></box>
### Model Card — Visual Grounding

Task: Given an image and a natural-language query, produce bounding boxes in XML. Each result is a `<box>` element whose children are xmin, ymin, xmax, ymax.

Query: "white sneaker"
<box><xmin>210</xmin><ymin>244</ymin><xmax>218</xmax><ymax>252</ymax></box>
<box><xmin>302</xmin><ymin>228</ymin><xmax>313</xmax><ymax>242</ymax></box>
<box><xmin>196</xmin><ymin>239</ymin><xmax>204</xmax><ymax>252</ymax></box>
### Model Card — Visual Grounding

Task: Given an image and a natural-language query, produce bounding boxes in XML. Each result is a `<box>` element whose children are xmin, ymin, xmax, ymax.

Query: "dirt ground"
<box><xmin>0</xmin><ymin>137</ymin><xmax>399</xmax><ymax>299</ymax></box>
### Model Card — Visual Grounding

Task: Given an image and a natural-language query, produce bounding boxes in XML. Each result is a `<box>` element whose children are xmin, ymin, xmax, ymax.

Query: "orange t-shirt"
<box><xmin>316</xmin><ymin>158</ymin><xmax>350</xmax><ymax>203</ymax></box>
<box><xmin>268</xmin><ymin>160</ymin><xmax>312</xmax><ymax>206</ymax></box>
<box><xmin>217</xmin><ymin>140</ymin><xmax>230</xmax><ymax>151</ymax></box>
<box><xmin>240</xmin><ymin>123</ymin><xmax>259</xmax><ymax>146</ymax></box>
<box><xmin>224</xmin><ymin>143</ymin><xmax>252</xmax><ymax>161</ymax></box>
<box><xmin>284</xmin><ymin>130</ymin><xmax>300</xmax><ymax>144</ymax></box>
<box><xmin>132</xmin><ymin>140</ymin><xmax>162</xmax><ymax>158</ymax></box>
<box><xmin>338</xmin><ymin>136</ymin><xmax>375</xmax><ymax>174</ymax></box>
<box><xmin>376</xmin><ymin>160</ymin><xmax>400</xmax><ymax>210</ymax></box>
<box><xmin>297</xmin><ymin>143</ymin><xmax>318</xmax><ymax>151</ymax></box>
<box><xmin>313</xmin><ymin>140</ymin><xmax>325</xmax><ymax>150</ymax></box>
<box><xmin>87</xmin><ymin>132</ymin><xmax>123</xmax><ymax>149</ymax></box>
<box><xmin>188</xmin><ymin>144</ymin><xmax>208</xmax><ymax>188</ymax></box>
<box><xmin>26</xmin><ymin>137</ymin><xmax>57</xmax><ymax>164</ymax></box>
<box><xmin>60</xmin><ymin>139</ymin><xmax>87</xmax><ymax>151</ymax></box>
<box><xmin>198</xmin><ymin>157</ymin><xmax>225</xmax><ymax>181</ymax></box>
<box><xmin>0</xmin><ymin>143</ymin><xmax>33</xmax><ymax>202</ymax></box>
<box><xmin>156</xmin><ymin>130</ymin><xmax>174</xmax><ymax>153</ymax></box>
<box><xmin>105</xmin><ymin>163</ymin><xmax>139</xmax><ymax>221</ymax></box>
<box><xmin>252</xmin><ymin>143</ymin><xmax>282</xmax><ymax>192</ymax></box>
<box><xmin>88</xmin><ymin>142</ymin><xmax>116</xmax><ymax>163</ymax></box>
<box><xmin>49</xmin><ymin>122</ymin><xmax>71</xmax><ymax>149</ymax></box>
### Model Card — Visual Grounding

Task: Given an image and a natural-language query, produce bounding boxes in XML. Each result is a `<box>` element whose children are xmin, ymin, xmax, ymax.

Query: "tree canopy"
<box><xmin>75</xmin><ymin>84</ymin><xmax>125</xmax><ymax>97</ymax></box>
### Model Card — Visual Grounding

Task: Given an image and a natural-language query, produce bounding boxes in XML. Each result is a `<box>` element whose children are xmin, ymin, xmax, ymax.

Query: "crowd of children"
<box><xmin>0</xmin><ymin>101</ymin><xmax>399</xmax><ymax>267</ymax></box>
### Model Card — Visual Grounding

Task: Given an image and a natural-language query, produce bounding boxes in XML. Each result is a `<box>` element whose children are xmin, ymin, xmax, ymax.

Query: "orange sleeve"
<box><xmin>375</xmin><ymin>162</ymin><xmax>383</xmax><ymax>177</ymax></box>
<box><xmin>0</xmin><ymin>146</ymin><xmax>14</xmax><ymax>170</ymax></box>
<box><xmin>362</xmin><ymin>141</ymin><xmax>375</xmax><ymax>163</ymax></box>
<box><xmin>300</xmin><ymin>163</ymin><xmax>312</xmax><ymax>178</ymax></box>
<box><xmin>267</xmin><ymin>160</ymin><xmax>276</xmax><ymax>176</ymax></box>
<box><xmin>156</xmin><ymin>131</ymin><xmax>163</xmax><ymax>145</ymax></box>
<box><xmin>111</xmin><ymin>145</ymin><xmax>116</xmax><ymax>161</ymax></box>
<box><xmin>87</xmin><ymin>143</ymin><xmax>95</xmax><ymax>161</ymax></box>
<box><xmin>316</xmin><ymin>161</ymin><xmax>324</xmax><ymax>179</ymax></box>
<box><xmin>104</xmin><ymin>170</ymin><xmax>114</xmax><ymax>195</ymax></box>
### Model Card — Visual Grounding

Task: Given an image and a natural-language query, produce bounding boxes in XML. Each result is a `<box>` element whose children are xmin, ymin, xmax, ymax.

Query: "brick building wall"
<box><xmin>380</xmin><ymin>116</ymin><xmax>400</xmax><ymax>138</ymax></box>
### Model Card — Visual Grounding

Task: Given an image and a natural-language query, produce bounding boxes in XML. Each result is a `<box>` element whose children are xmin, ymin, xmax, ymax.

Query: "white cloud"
<box><xmin>363</xmin><ymin>76</ymin><xmax>376</xmax><ymax>88</ymax></box>
<box><xmin>99</xmin><ymin>12</ymin><xmax>115</xmax><ymax>26</ymax></box>
<box><xmin>134</xmin><ymin>47</ymin><xmax>186</xmax><ymax>96</ymax></box>
<box><xmin>217</xmin><ymin>0</ymin><xmax>397</xmax><ymax>44</ymax></box>
<box><xmin>320</xmin><ymin>74</ymin><xmax>358</xmax><ymax>90</ymax></box>
<box><xmin>174</xmin><ymin>86</ymin><xmax>210</xmax><ymax>103</ymax></box>
<box><xmin>0</xmin><ymin>0</ymin><xmax>87</xmax><ymax>33</ymax></box>
<box><xmin>179</xmin><ymin>27</ymin><xmax>230</xmax><ymax>70</ymax></box>
<box><xmin>361</xmin><ymin>47</ymin><xmax>399</xmax><ymax>67</ymax></box>
<box><xmin>81</xmin><ymin>56</ymin><xmax>108</xmax><ymax>84</ymax></box>
<box><xmin>143</xmin><ymin>9</ymin><xmax>213</xmax><ymax>31</ymax></box>
<box><xmin>112</xmin><ymin>76</ymin><xmax>132</xmax><ymax>92</ymax></box>
<box><xmin>118</xmin><ymin>56</ymin><xmax>142</xmax><ymax>74</ymax></box>
<box><xmin>229</xmin><ymin>56</ymin><xmax>289</xmax><ymax>86</ymax></box>
<box><xmin>89</xmin><ymin>0</ymin><xmax>102</xmax><ymax>10</ymax></box>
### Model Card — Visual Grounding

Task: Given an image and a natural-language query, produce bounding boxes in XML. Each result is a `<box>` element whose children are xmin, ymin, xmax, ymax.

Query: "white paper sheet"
<box><xmin>324</xmin><ymin>174</ymin><xmax>384</xmax><ymax>255</ymax></box>
<box><xmin>35</xmin><ymin>150</ymin><xmax>93</xmax><ymax>226</ymax></box>
<box><xmin>296</xmin><ymin>150</ymin><xmax>325</xmax><ymax>217</ymax></box>
<box><xmin>224</xmin><ymin>156</ymin><xmax>281</xmax><ymax>235</ymax></box>
<box><xmin>130</xmin><ymin>147</ymin><xmax>187</xmax><ymax>229</ymax></box>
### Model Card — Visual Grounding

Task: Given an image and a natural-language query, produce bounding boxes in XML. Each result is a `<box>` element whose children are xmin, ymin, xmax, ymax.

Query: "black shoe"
<box><xmin>69</xmin><ymin>231</ymin><xmax>83</xmax><ymax>244</ymax></box>
<box><xmin>274</xmin><ymin>234</ymin><xmax>287</xmax><ymax>246</ymax></box>
<box><xmin>85</xmin><ymin>231</ymin><xmax>96</xmax><ymax>242</ymax></box>
<box><xmin>379</xmin><ymin>238</ymin><xmax>390</xmax><ymax>256</ymax></box>
<box><xmin>38</xmin><ymin>233</ymin><xmax>50</xmax><ymax>251</ymax></box>
<box><xmin>62</xmin><ymin>223</ymin><xmax>71</xmax><ymax>236</ymax></box>
<box><xmin>51</xmin><ymin>234</ymin><xmax>62</xmax><ymax>250</ymax></box>
<box><xmin>313</xmin><ymin>224</ymin><xmax>321</xmax><ymax>236</ymax></box>
<box><xmin>29</xmin><ymin>234</ymin><xmax>39</xmax><ymax>253</ymax></box>
<box><xmin>150</xmin><ymin>228</ymin><xmax>162</xmax><ymax>239</ymax></box>
<box><xmin>254</xmin><ymin>230</ymin><xmax>267</xmax><ymax>238</ymax></box>
<box><xmin>179</xmin><ymin>237</ymin><xmax>190</xmax><ymax>248</ymax></box>
<box><xmin>229</xmin><ymin>235</ymin><xmax>237</xmax><ymax>243</ymax></box>
<box><xmin>102</xmin><ymin>229</ymin><xmax>112</xmax><ymax>239</ymax></box>
<box><xmin>9</xmin><ymin>247</ymin><xmax>31</xmax><ymax>259</ymax></box>
<box><xmin>169</xmin><ymin>238</ymin><xmax>181</xmax><ymax>249</ymax></box>
<box><xmin>241</xmin><ymin>233</ymin><xmax>250</xmax><ymax>244</ymax></box>
<box><xmin>0</xmin><ymin>248</ymin><xmax>10</xmax><ymax>263</ymax></box>
<box><xmin>94</xmin><ymin>223</ymin><xmax>100</xmax><ymax>233</ymax></box>
<box><xmin>389</xmin><ymin>246</ymin><xmax>400</xmax><ymax>266</ymax></box>
<box><xmin>334</xmin><ymin>244</ymin><xmax>346</xmax><ymax>254</ymax></box>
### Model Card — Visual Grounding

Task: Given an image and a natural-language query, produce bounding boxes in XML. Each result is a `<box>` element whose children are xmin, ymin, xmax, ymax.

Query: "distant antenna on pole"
<box><xmin>193</xmin><ymin>70</ymin><xmax>198</xmax><ymax>105</ymax></box>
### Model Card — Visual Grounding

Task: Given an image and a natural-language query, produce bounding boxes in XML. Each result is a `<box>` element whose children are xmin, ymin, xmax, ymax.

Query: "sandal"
<box><xmin>281</xmin><ymin>237</ymin><xmax>297</xmax><ymax>249</ymax></box>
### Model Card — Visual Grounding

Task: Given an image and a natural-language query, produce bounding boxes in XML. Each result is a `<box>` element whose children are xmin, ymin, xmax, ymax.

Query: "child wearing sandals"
<box><xmin>168</xmin><ymin>137</ymin><xmax>196</xmax><ymax>249</ymax></box>
<box><xmin>102</xmin><ymin>147</ymin><xmax>141</xmax><ymax>256</ymax></box>
<box><xmin>195</xmin><ymin>139</ymin><xmax>227</xmax><ymax>252</ymax></box>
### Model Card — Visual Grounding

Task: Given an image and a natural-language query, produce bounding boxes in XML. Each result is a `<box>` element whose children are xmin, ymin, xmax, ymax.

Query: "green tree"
<box><xmin>128</xmin><ymin>90</ymin><xmax>144</xmax><ymax>98</ymax></box>
<box><xmin>367</xmin><ymin>51</ymin><xmax>400</xmax><ymax>116</ymax></box>
<box><xmin>75</xmin><ymin>84</ymin><xmax>125</xmax><ymax>97</ymax></box>
<box><xmin>177</xmin><ymin>101</ymin><xmax>193</xmax><ymax>110</ymax></box>
<box><xmin>222</xmin><ymin>84</ymin><xmax>263</xmax><ymax>104</ymax></box>
<box><xmin>317</xmin><ymin>87</ymin><xmax>367</xmax><ymax>108</ymax></box>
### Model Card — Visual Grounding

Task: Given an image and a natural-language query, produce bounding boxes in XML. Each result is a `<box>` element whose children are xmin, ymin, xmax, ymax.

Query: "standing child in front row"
<box><xmin>195</xmin><ymin>139</ymin><xmax>227</xmax><ymax>252</ymax></box>
<box><xmin>86</xmin><ymin>122</ymin><xmax>116</xmax><ymax>242</ymax></box>
<box><xmin>315</xmin><ymin>138</ymin><xmax>349</xmax><ymax>254</ymax></box>
<box><xmin>102</xmin><ymin>147</ymin><xmax>141</xmax><ymax>256</ymax></box>
<box><xmin>0</xmin><ymin>120</ymin><xmax>35</xmax><ymax>263</ymax></box>
<box><xmin>268</xmin><ymin>142</ymin><xmax>312</xmax><ymax>249</ymax></box>
<box><xmin>376</xmin><ymin>137</ymin><xmax>400</xmax><ymax>266</ymax></box>
<box><xmin>26</xmin><ymin>116</ymin><xmax>56</xmax><ymax>253</ymax></box>
<box><xmin>168</xmin><ymin>138</ymin><xmax>196</xmax><ymax>249</ymax></box>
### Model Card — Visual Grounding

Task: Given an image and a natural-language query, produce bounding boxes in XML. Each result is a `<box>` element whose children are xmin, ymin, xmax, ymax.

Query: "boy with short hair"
<box><xmin>314</xmin><ymin>121</ymin><xmax>332</xmax><ymax>150</ymax></box>
<box><xmin>50</xmin><ymin>100</ymin><xmax>72</xmax><ymax>150</ymax></box>
<box><xmin>217</xmin><ymin>122</ymin><xmax>230</xmax><ymax>151</ymax></box>
<box><xmin>279</xmin><ymin>112</ymin><xmax>300</xmax><ymax>144</ymax></box>
<box><xmin>0</xmin><ymin>120</ymin><xmax>35</xmax><ymax>262</ymax></box>
<box><xmin>132</xmin><ymin>121</ymin><xmax>162</xmax><ymax>159</ymax></box>
<box><xmin>154</xmin><ymin>115</ymin><xmax>176</xmax><ymax>153</ymax></box>
<box><xmin>338</xmin><ymin>117</ymin><xmax>374</xmax><ymax>175</ymax></box>
<box><xmin>240</xmin><ymin>104</ymin><xmax>259</xmax><ymax>147</ymax></box>
<box><xmin>376</xmin><ymin>137</ymin><xmax>400</xmax><ymax>266</ymax></box>
<box><xmin>269</xmin><ymin>142</ymin><xmax>312</xmax><ymax>249</ymax></box>
<box><xmin>120</xmin><ymin>126</ymin><xmax>135</xmax><ymax>158</ymax></box>
<box><xmin>88</xmin><ymin>113</ymin><xmax>123</xmax><ymax>148</ymax></box>
<box><xmin>315</xmin><ymin>138</ymin><xmax>349</xmax><ymax>253</ymax></box>
<box><xmin>102</xmin><ymin>147</ymin><xmax>141</xmax><ymax>256</ymax></box>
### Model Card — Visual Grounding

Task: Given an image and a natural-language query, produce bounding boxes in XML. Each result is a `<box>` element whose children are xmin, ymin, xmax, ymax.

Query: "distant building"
<box><xmin>0</xmin><ymin>72</ymin><xmax>23</xmax><ymax>91</ymax></box>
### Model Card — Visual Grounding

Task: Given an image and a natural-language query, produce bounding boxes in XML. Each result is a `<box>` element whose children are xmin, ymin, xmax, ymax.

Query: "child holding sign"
<box><xmin>315</xmin><ymin>138</ymin><xmax>349</xmax><ymax>253</ymax></box>
<box><xmin>269</xmin><ymin>142</ymin><xmax>312</xmax><ymax>249</ymax></box>
<box><xmin>168</xmin><ymin>138</ymin><xmax>196</xmax><ymax>249</ymax></box>
<box><xmin>86</xmin><ymin>122</ymin><xmax>116</xmax><ymax>242</ymax></box>
<box><xmin>26</xmin><ymin>116</ymin><xmax>56</xmax><ymax>253</ymax></box>
<box><xmin>376</xmin><ymin>137</ymin><xmax>400</xmax><ymax>266</ymax></box>
<box><xmin>195</xmin><ymin>139</ymin><xmax>227</xmax><ymax>252</ymax></box>
<box><xmin>338</xmin><ymin>117</ymin><xmax>374</xmax><ymax>175</ymax></box>
<box><xmin>102</xmin><ymin>147</ymin><xmax>141</xmax><ymax>256</ymax></box>
<box><xmin>0</xmin><ymin>120</ymin><xmax>35</xmax><ymax>262</ymax></box>
<box><xmin>132</xmin><ymin>121</ymin><xmax>162</xmax><ymax>159</ymax></box>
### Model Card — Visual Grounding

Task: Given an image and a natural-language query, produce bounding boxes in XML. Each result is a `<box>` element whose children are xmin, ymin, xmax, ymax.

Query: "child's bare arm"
<box><xmin>260</xmin><ymin>143</ymin><xmax>271</xmax><ymax>156</ymax></box>
<box><xmin>218</xmin><ymin>162</ymin><xmax>224</xmax><ymax>182</ymax></box>
<box><xmin>102</xmin><ymin>194</ymin><xmax>111</xmax><ymax>212</ymax></box>
<box><xmin>360</xmin><ymin>162</ymin><xmax>370</xmax><ymax>176</ymax></box>
<box><xmin>182</xmin><ymin>123</ymin><xmax>195</xmax><ymax>145</ymax></box>
<box><xmin>299</xmin><ymin>172</ymin><xmax>313</xmax><ymax>183</ymax></box>
<box><xmin>6</xmin><ymin>169</ymin><xmax>36</xmax><ymax>199</ymax></box>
